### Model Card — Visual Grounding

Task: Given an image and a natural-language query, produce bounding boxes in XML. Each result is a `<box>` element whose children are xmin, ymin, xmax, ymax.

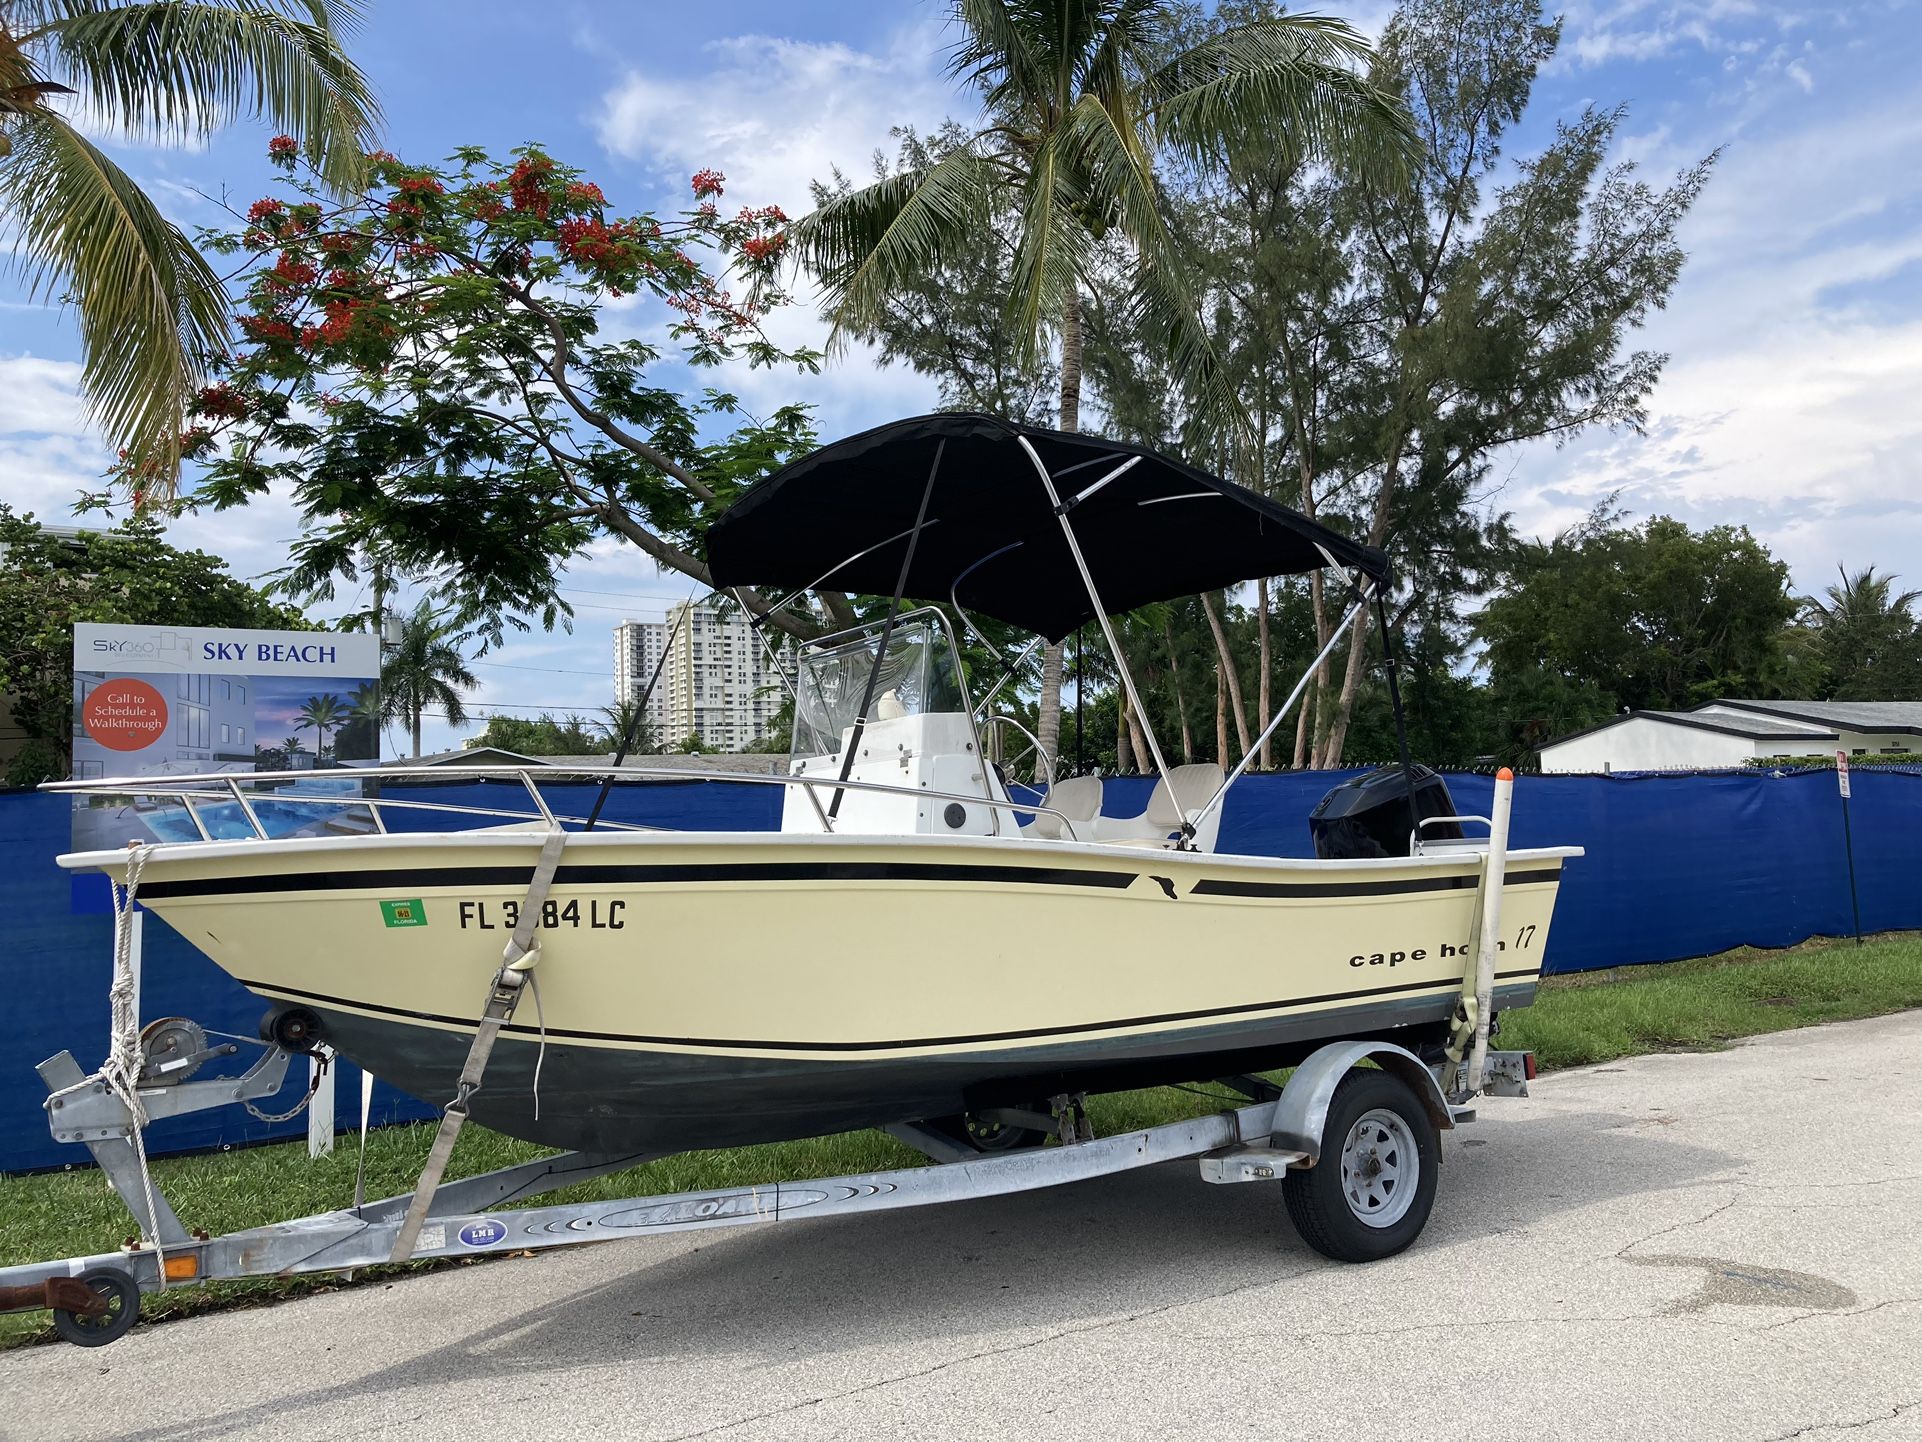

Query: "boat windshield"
<box><xmin>792</xmin><ymin>616</ymin><xmax>967</xmax><ymax>759</ymax></box>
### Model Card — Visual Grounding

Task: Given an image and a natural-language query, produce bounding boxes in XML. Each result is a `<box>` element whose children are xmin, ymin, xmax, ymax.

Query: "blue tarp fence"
<box><xmin>6</xmin><ymin>766</ymin><xmax>1919</xmax><ymax>1171</ymax></box>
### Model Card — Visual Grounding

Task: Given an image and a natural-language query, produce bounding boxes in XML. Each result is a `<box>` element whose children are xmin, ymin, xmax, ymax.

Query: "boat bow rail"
<box><xmin>43</xmin><ymin>761</ymin><xmax>1100</xmax><ymax>845</ymax></box>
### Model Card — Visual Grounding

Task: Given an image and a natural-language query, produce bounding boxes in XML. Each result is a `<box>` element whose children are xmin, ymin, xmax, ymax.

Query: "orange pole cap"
<box><xmin>1496</xmin><ymin>767</ymin><xmax>1514</xmax><ymax>782</ymax></box>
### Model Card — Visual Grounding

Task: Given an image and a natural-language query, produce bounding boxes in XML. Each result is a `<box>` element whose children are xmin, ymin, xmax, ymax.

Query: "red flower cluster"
<box><xmin>397</xmin><ymin>175</ymin><xmax>444</xmax><ymax>197</ymax></box>
<box><xmin>509</xmin><ymin>154</ymin><xmax>556</xmax><ymax>217</ymax></box>
<box><xmin>246</xmin><ymin>197</ymin><xmax>284</xmax><ymax>224</ymax></box>
<box><xmin>195</xmin><ymin>383</ymin><xmax>249</xmax><ymax>420</ymax></box>
<box><xmin>555</xmin><ymin>216</ymin><xmax>653</xmax><ymax>278</ymax></box>
<box><xmin>690</xmin><ymin>168</ymin><xmax>725</xmax><ymax>199</ymax></box>
<box><xmin>469</xmin><ymin>182</ymin><xmax>508</xmax><ymax>222</ymax></box>
<box><xmin>735</xmin><ymin>204</ymin><xmax>788</xmax><ymax>224</ymax></box>
<box><xmin>301</xmin><ymin>298</ymin><xmax>368</xmax><ymax>348</ymax></box>
<box><xmin>239</xmin><ymin>313</ymin><xmax>295</xmax><ymax>343</ymax></box>
<box><xmin>739</xmin><ymin>233</ymin><xmax>787</xmax><ymax>263</ymax></box>
<box><xmin>267</xmin><ymin>135</ymin><xmax>298</xmax><ymax>162</ymax></box>
<box><xmin>268</xmin><ymin>251</ymin><xmax>319</xmax><ymax>290</ymax></box>
<box><xmin>320</xmin><ymin>232</ymin><xmax>360</xmax><ymax>256</ymax></box>
<box><xmin>565</xmin><ymin>181</ymin><xmax>606</xmax><ymax>208</ymax></box>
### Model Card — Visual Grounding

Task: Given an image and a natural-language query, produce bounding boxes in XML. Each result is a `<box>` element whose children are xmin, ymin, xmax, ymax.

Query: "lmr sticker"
<box><xmin>380</xmin><ymin>898</ymin><xmax>429</xmax><ymax>928</ymax></box>
<box><xmin>458</xmin><ymin>1219</ymin><xmax>507</xmax><ymax>1248</ymax></box>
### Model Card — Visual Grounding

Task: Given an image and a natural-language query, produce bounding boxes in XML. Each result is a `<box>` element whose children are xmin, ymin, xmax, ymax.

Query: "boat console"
<box><xmin>780</xmin><ymin>609</ymin><xmax>1226</xmax><ymax>850</ymax></box>
<box><xmin>783</xmin><ymin>613</ymin><xmax>1013</xmax><ymax>836</ymax></box>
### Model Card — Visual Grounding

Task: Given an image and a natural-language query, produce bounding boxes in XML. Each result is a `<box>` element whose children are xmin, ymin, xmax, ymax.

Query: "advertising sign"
<box><xmin>71</xmin><ymin>623</ymin><xmax>381</xmax><ymax>851</ymax></box>
<box><xmin>1836</xmin><ymin>749</ymin><xmax>1851</xmax><ymax>799</ymax></box>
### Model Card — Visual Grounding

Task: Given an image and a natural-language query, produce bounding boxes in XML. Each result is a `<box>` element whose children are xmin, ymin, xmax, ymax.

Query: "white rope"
<box><xmin>49</xmin><ymin>844</ymin><xmax>169</xmax><ymax>1284</ymax></box>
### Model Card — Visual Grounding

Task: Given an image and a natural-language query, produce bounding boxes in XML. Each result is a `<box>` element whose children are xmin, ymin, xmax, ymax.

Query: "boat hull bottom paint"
<box><xmin>297</xmin><ymin>984</ymin><xmax>1534</xmax><ymax>1154</ymax></box>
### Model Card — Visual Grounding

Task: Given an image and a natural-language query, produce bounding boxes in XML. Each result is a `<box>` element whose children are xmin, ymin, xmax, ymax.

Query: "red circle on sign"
<box><xmin>83</xmin><ymin>678</ymin><xmax>171</xmax><ymax>752</ymax></box>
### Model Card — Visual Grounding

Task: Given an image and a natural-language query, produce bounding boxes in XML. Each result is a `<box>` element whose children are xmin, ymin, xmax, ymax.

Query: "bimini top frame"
<box><xmin>706</xmin><ymin>413</ymin><xmax>1392</xmax><ymax>847</ymax></box>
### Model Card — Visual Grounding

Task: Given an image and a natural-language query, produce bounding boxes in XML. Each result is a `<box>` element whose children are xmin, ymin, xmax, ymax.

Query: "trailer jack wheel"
<box><xmin>51</xmin><ymin>1267</ymin><xmax>140</xmax><ymax>1348</ymax></box>
<box><xmin>1282</xmin><ymin>1070</ymin><xmax>1439</xmax><ymax>1263</ymax></box>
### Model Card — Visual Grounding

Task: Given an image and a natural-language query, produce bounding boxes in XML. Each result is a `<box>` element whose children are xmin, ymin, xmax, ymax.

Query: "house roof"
<box><xmin>1694</xmin><ymin>699</ymin><xmax>1922</xmax><ymax>737</ymax></box>
<box><xmin>1540</xmin><ymin>709</ymin><xmax>1841</xmax><ymax>752</ymax></box>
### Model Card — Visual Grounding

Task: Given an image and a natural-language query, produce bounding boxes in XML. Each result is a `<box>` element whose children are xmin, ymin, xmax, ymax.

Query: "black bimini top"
<box><xmin>705</xmin><ymin>413</ymin><xmax>1386</xmax><ymax>642</ymax></box>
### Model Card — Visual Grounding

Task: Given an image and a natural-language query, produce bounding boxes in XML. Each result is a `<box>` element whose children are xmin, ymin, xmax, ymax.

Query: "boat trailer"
<box><xmin>1</xmin><ymin>1029</ymin><xmax>1534</xmax><ymax>1348</ymax></box>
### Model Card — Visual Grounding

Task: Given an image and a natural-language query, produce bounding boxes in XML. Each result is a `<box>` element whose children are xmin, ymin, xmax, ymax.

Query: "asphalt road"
<box><xmin>6</xmin><ymin>1012</ymin><xmax>1920</xmax><ymax>1442</ymax></box>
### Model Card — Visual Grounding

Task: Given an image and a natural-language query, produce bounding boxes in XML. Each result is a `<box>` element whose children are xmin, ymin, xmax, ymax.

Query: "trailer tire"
<box><xmin>51</xmin><ymin>1267</ymin><xmax>140</xmax><ymax>1347</ymax></box>
<box><xmin>933</xmin><ymin>1110</ymin><xmax>1049</xmax><ymax>1153</ymax></box>
<box><xmin>1282</xmin><ymin>1069</ymin><xmax>1438</xmax><ymax>1263</ymax></box>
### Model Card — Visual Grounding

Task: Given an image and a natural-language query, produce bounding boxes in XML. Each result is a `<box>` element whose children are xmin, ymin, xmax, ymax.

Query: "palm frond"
<box><xmin>1005</xmin><ymin>118</ymin><xmax>1097</xmax><ymax>353</ymax></box>
<box><xmin>32</xmin><ymin>0</ymin><xmax>380</xmax><ymax>194</ymax></box>
<box><xmin>1146</xmin><ymin>15</ymin><xmax>1414</xmax><ymax>187</ymax></box>
<box><xmin>948</xmin><ymin>0</ymin><xmax>1055</xmax><ymax>117</ymax></box>
<box><xmin>1061</xmin><ymin>92</ymin><xmax>1250</xmax><ymax>448</ymax></box>
<box><xmin>793</xmin><ymin>142</ymin><xmax>999</xmax><ymax>350</ymax></box>
<box><xmin>0</xmin><ymin>109</ymin><xmax>226</xmax><ymax>466</ymax></box>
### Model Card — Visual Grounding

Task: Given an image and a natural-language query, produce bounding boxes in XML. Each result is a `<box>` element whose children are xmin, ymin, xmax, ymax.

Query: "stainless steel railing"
<box><xmin>44</xmin><ymin>762</ymin><xmax>1093</xmax><ymax>844</ymax></box>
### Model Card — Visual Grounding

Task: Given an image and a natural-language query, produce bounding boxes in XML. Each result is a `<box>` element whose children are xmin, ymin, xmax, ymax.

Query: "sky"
<box><xmin>3</xmin><ymin>0</ymin><xmax>1919</xmax><ymax>755</ymax></box>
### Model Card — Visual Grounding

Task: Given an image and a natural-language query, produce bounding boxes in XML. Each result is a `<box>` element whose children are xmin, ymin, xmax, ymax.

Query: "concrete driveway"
<box><xmin>4</xmin><ymin>1012</ymin><xmax>1918</xmax><ymax>1442</ymax></box>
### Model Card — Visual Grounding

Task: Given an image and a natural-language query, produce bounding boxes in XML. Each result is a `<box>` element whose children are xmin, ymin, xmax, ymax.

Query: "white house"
<box><xmin>1539</xmin><ymin>700</ymin><xmax>1922</xmax><ymax>773</ymax></box>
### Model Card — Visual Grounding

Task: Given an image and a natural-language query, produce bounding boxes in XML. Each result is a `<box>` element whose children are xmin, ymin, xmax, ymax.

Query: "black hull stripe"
<box><xmin>140</xmin><ymin>860</ymin><xmax>1138</xmax><ymax>900</ymax></box>
<box><xmin>1191</xmin><ymin>866</ymin><xmax>1560</xmax><ymax>899</ymax></box>
<box><xmin>139</xmin><ymin>859</ymin><xmax>1559</xmax><ymax>903</ymax></box>
<box><xmin>239</xmin><ymin>967</ymin><xmax>1543</xmax><ymax>1053</ymax></box>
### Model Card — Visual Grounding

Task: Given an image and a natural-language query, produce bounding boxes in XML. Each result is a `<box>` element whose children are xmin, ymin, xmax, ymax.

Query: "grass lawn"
<box><xmin>4</xmin><ymin>929</ymin><xmax>1918</xmax><ymax>1344</ymax></box>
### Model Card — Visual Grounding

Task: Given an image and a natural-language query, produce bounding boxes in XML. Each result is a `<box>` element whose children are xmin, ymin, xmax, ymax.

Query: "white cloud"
<box><xmin>1497</xmin><ymin>59</ymin><xmax>1922</xmax><ymax>596</ymax></box>
<box><xmin>592</xmin><ymin>21</ymin><xmax>957</xmax><ymax>214</ymax></box>
<box><xmin>0</xmin><ymin>354</ymin><xmax>90</xmax><ymax>438</ymax></box>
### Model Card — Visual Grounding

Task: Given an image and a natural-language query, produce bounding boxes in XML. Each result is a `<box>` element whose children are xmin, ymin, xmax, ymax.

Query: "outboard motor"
<box><xmin>1309</xmin><ymin>764</ymin><xmax>1462</xmax><ymax>859</ymax></box>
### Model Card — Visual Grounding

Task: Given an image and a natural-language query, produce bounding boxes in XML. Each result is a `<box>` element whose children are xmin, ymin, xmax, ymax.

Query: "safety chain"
<box><xmin>242</xmin><ymin>1050</ymin><xmax>329</xmax><ymax>1124</ymax></box>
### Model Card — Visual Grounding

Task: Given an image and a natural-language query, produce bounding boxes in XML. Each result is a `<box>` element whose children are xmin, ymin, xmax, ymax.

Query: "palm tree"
<box><xmin>0</xmin><ymin>1</ymin><xmax>380</xmax><ymax>479</ymax></box>
<box><xmin>295</xmin><ymin>691</ymin><xmax>346</xmax><ymax>761</ymax></box>
<box><xmin>331</xmin><ymin>677</ymin><xmax>383</xmax><ymax>761</ymax></box>
<box><xmin>796</xmin><ymin>0</ymin><xmax>1409</xmax><ymax>765</ymax></box>
<box><xmin>1801</xmin><ymin>565</ymin><xmax>1922</xmax><ymax>701</ymax></box>
<box><xmin>279</xmin><ymin>733</ymin><xmax>306</xmax><ymax>765</ymax></box>
<box><xmin>597</xmin><ymin>699</ymin><xmax>658</xmax><ymax>758</ymax></box>
<box><xmin>381</xmin><ymin>600</ymin><xmax>478</xmax><ymax>758</ymax></box>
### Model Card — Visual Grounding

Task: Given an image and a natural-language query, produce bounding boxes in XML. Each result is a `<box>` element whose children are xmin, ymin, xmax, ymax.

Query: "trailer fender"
<box><xmin>1267</xmin><ymin>1041</ymin><xmax>1451</xmax><ymax>1166</ymax></box>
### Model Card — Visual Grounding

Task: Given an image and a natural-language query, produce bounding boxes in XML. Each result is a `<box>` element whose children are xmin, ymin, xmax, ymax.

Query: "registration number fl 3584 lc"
<box><xmin>458</xmin><ymin>899</ymin><xmax>627</xmax><ymax>930</ymax></box>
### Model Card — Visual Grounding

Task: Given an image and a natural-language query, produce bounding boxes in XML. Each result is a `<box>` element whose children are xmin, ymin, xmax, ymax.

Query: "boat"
<box><xmin>54</xmin><ymin>413</ymin><xmax>1579</xmax><ymax>1159</ymax></box>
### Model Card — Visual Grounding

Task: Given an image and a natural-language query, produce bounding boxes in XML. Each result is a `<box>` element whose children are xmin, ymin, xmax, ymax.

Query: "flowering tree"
<box><xmin>111</xmin><ymin>141</ymin><xmax>839</xmax><ymax>642</ymax></box>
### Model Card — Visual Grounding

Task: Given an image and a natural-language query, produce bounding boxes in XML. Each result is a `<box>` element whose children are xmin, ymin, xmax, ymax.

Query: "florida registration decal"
<box><xmin>379</xmin><ymin>898</ymin><xmax>429</xmax><ymax>928</ymax></box>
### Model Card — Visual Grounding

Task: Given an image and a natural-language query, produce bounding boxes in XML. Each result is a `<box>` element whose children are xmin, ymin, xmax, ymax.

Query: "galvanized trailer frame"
<box><xmin>0</xmin><ymin>1032</ymin><xmax>1533</xmax><ymax>1347</ymax></box>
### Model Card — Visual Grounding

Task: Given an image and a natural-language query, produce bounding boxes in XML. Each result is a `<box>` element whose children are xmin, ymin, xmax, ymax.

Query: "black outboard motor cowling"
<box><xmin>1309</xmin><ymin>764</ymin><xmax>1462</xmax><ymax>859</ymax></box>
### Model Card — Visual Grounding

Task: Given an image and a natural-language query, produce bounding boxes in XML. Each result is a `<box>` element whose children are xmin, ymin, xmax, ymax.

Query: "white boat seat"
<box><xmin>1030</xmin><ymin>775</ymin><xmax>1102</xmax><ymax>841</ymax></box>
<box><xmin>1092</xmin><ymin>763</ymin><xmax>1227</xmax><ymax>851</ymax></box>
<box><xmin>1147</xmin><ymin>764</ymin><xmax>1224</xmax><ymax>830</ymax></box>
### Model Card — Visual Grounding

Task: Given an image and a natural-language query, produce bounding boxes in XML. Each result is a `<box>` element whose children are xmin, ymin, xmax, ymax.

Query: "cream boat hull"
<box><xmin>63</xmin><ymin>831</ymin><xmax>1577</xmax><ymax>1153</ymax></box>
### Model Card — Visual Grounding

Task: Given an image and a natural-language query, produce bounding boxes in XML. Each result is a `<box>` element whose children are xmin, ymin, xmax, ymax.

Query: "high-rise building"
<box><xmin>612</xmin><ymin>618</ymin><xmax>672</xmax><ymax>744</ymax></box>
<box><xmin>615</xmin><ymin>601</ymin><xmax>786</xmax><ymax>752</ymax></box>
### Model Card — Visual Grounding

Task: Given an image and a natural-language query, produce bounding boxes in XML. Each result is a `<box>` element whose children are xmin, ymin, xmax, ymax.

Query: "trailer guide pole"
<box><xmin>1836</xmin><ymin>750</ymin><xmax>1863</xmax><ymax>947</ymax></box>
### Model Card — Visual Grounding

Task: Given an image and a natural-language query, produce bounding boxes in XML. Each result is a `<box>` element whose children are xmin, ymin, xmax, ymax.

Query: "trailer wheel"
<box><xmin>932</xmin><ymin>1109</ymin><xmax>1049</xmax><ymax>1153</ymax></box>
<box><xmin>51</xmin><ymin>1267</ymin><xmax>140</xmax><ymax>1347</ymax></box>
<box><xmin>1282</xmin><ymin>1069</ymin><xmax>1438</xmax><ymax>1263</ymax></box>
